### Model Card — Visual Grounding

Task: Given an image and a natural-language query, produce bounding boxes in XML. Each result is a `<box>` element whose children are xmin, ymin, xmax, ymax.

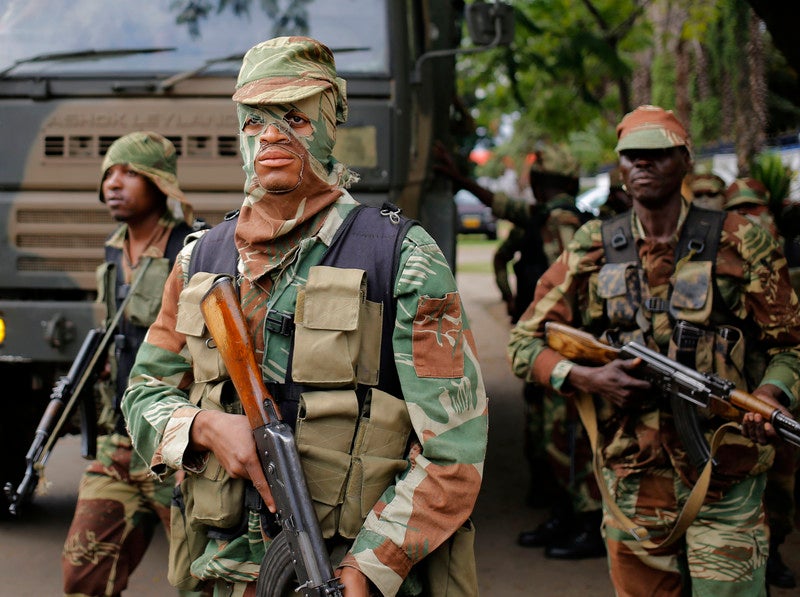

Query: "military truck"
<box><xmin>0</xmin><ymin>0</ymin><xmax>513</xmax><ymax>513</ymax></box>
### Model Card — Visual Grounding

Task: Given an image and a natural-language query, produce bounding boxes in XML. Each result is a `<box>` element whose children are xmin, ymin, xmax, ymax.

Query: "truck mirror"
<box><xmin>465</xmin><ymin>1</ymin><xmax>515</xmax><ymax>47</ymax></box>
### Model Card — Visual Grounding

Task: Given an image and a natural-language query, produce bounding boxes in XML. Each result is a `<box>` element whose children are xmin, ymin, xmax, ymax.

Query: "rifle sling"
<box><xmin>38</xmin><ymin>257</ymin><xmax>155</xmax><ymax>464</ymax></box>
<box><xmin>574</xmin><ymin>390</ymin><xmax>737</xmax><ymax>548</ymax></box>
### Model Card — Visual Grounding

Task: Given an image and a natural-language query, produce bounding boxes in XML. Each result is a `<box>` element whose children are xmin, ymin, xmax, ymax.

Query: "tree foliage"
<box><xmin>457</xmin><ymin>0</ymin><xmax>800</xmax><ymax>179</ymax></box>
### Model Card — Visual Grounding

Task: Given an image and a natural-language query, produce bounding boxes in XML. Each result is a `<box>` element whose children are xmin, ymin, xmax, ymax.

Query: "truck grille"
<box><xmin>43</xmin><ymin>135</ymin><xmax>239</xmax><ymax>159</ymax></box>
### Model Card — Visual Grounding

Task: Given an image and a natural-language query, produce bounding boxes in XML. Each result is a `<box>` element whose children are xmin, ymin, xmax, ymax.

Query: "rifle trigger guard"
<box><xmin>205</xmin><ymin>338</ymin><xmax>217</xmax><ymax>349</ymax></box>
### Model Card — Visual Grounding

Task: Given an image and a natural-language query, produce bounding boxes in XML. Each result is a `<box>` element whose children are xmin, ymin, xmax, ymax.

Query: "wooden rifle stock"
<box><xmin>199</xmin><ymin>275</ymin><xmax>275</xmax><ymax>429</ymax></box>
<box><xmin>544</xmin><ymin>321</ymin><xmax>619</xmax><ymax>363</ymax></box>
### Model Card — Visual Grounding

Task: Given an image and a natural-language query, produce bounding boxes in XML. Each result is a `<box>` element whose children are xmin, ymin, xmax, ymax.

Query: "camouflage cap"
<box><xmin>615</xmin><ymin>105</ymin><xmax>690</xmax><ymax>154</ymax></box>
<box><xmin>690</xmin><ymin>173</ymin><xmax>726</xmax><ymax>195</ymax></box>
<box><xmin>100</xmin><ymin>131</ymin><xmax>193</xmax><ymax>221</ymax></box>
<box><xmin>724</xmin><ymin>177</ymin><xmax>770</xmax><ymax>209</ymax></box>
<box><xmin>232</xmin><ymin>36</ymin><xmax>348</xmax><ymax>124</ymax></box>
<box><xmin>530</xmin><ymin>144</ymin><xmax>580</xmax><ymax>179</ymax></box>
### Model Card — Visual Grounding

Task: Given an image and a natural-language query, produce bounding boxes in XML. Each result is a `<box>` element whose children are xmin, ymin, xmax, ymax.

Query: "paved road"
<box><xmin>1</xmin><ymin>241</ymin><xmax>798</xmax><ymax>596</ymax></box>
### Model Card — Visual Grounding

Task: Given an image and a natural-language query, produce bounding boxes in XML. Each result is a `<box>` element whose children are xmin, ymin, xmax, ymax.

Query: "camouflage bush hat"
<box><xmin>232</xmin><ymin>36</ymin><xmax>348</xmax><ymax>124</ymax></box>
<box><xmin>530</xmin><ymin>144</ymin><xmax>580</xmax><ymax>179</ymax></box>
<box><xmin>99</xmin><ymin>131</ymin><xmax>193</xmax><ymax>221</ymax></box>
<box><xmin>615</xmin><ymin>105</ymin><xmax>690</xmax><ymax>154</ymax></box>
<box><xmin>724</xmin><ymin>177</ymin><xmax>770</xmax><ymax>209</ymax></box>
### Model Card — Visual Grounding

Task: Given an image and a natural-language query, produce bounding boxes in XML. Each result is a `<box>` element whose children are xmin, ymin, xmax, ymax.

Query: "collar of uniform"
<box><xmin>632</xmin><ymin>196</ymin><xmax>690</xmax><ymax>241</ymax></box>
<box><xmin>104</xmin><ymin>208</ymin><xmax>181</xmax><ymax>251</ymax></box>
<box><xmin>315</xmin><ymin>190</ymin><xmax>359</xmax><ymax>248</ymax></box>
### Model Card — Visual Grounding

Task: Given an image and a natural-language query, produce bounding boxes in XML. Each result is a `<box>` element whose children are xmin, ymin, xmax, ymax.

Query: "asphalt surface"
<box><xmin>1</xmin><ymin>240</ymin><xmax>798</xmax><ymax>596</ymax></box>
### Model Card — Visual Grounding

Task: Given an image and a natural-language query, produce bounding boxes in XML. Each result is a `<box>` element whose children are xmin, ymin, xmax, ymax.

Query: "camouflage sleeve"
<box><xmin>720</xmin><ymin>215</ymin><xmax>800</xmax><ymax>410</ymax></box>
<box><xmin>508</xmin><ymin>220</ymin><xmax>603</xmax><ymax>390</ymax></box>
<box><xmin>343</xmin><ymin>225</ymin><xmax>489</xmax><ymax>595</ymax></box>
<box><xmin>121</xmin><ymin>250</ymin><xmax>201</xmax><ymax>479</ymax></box>
<box><xmin>491</xmin><ymin>191</ymin><xmax>533</xmax><ymax>227</ymax></box>
<box><xmin>493</xmin><ymin>227</ymin><xmax>524</xmax><ymax>301</ymax></box>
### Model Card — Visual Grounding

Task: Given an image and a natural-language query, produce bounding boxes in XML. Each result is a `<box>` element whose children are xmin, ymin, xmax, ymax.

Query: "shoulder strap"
<box><xmin>320</xmin><ymin>203</ymin><xmax>417</xmax><ymax>397</ymax></box>
<box><xmin>601</xmin><ymin>211</ymin><xmax>637</xmax><ymax>263</ymax></box>
<box><xmin>602</xmin><ymin>206</ymin><xmax>726</xmax><ymax>266</ymax></box>
<box><xmin>675</xmin><ymin>205</ymin><xmax>725</xmax><ymax>264</ymax></box>
<box><xmin>188</xmin><ymin>212</ymin><xmax>240</xmax><ymax>277</ymax></box>
<box><xmin>165</xmin><ymin>221</ymin><xmax>194</xmax><ymax>265</ymax></box>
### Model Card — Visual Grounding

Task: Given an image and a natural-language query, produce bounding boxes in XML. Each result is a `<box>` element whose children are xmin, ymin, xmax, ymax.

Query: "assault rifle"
<box><xmin>545</xmin><ymin>321</ymin><xmax>800</xmax><ymax>460</ymax></box>
<box><xmin>4</xmin><ymin>259</ymin><xmax>152</xmax><ymax>517</ymax></box>
<box><xmin>200</xmin><ymin>275</ymin><xmax>344</xmax><ymax>597</ymax></box>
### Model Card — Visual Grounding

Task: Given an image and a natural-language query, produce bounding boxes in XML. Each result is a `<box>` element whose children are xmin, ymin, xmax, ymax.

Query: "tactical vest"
<box><xmin>598</xmin><ymin>205</ymin><xmax>773</xmax><ymax>484</ymax></box>
<box><xmin>178</xmin><ymin>203</ymin><xmax>417</xmax><ymax>541</ymax></box>
<box><xmin>97</xmin><ymin>221</ymin><xmax>193</xmax><ymax>433</ymax></box>
<box><xmin>599</xmin><ymin>206</ymin><xmax>724</xmax><ymax>346</ymax></box>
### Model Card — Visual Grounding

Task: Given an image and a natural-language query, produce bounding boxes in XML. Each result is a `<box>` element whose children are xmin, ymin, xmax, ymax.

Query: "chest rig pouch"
<box><xmin>599</xmin><ymin>206</ymin><xmax>724</xmax><ymax>342</ymax></box>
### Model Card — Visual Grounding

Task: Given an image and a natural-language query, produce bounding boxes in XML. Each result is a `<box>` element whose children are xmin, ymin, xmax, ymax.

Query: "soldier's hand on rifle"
<box><xmin>336</xmin><ymin>566</ymin><xmax>376</xmax><ymax>597</ymax></box>
<box><xmin>189</xmin><ymin>409</ymin><xmax>276</xmax><ymax>512</ymax></box>
<box><xmin>567</xmin><ymin>358</ymin><xmax>651</xmax><ymax>409</ymax></box>
<box><xmin>740</xmin><ymin>385</ymin><xmax>791</xmax><ymax>445</ymax></box>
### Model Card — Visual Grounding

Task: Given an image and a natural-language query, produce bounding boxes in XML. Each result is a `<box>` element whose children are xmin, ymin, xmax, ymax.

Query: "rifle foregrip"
<box><xmin>200</xmin><ymin>276</ymin><xmax>273</xmax><ymax>429</ymax></box>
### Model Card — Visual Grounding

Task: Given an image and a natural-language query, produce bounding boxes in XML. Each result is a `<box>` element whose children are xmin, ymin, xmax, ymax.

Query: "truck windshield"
<box><xmin>0</xmin><ymin>0</ymin><xmax>388</xmax><ymax>77</ymax></box>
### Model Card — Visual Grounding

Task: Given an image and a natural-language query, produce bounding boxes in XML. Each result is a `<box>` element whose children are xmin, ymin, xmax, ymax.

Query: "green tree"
<box><xmin>457</xmin><ymin>0</ymin><xmax>800</xmax><ymax>179</ymax></box>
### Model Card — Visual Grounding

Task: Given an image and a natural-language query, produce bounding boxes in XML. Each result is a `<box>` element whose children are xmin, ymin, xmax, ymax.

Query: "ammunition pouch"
<box><xmin>295</xmin><ymin>387</ymin><xmax>412</xmax><ymax>539</ymax></box>
<box><xmin>167</xmin><ymin>272</ymin><xmax>246</xmax><ymax>590</ymax></box>
<box><xmin>292</xmin><ymin>265</ymin><xmax>383</xmax><ymax>388</ymax></box>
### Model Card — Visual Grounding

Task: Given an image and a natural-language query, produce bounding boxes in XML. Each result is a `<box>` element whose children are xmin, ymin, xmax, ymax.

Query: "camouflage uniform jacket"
<box><xmin>492</xmin><ymin>191</ymin><xmax>584</xmax><ymax>265</ymax></box>
<box><xmin>122</xmin><ymin>194</ymin><xmax>488</xmax><ymax>595</ymax></box>
<box><xmin>508</xmin><ymin>198</ymin><xmax>800</xmax><ymax>489</ymax></box>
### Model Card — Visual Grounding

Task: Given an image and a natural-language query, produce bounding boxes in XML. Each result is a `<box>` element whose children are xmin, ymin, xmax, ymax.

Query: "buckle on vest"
<box><xmin>687</xmin><ymin>239</ymin><xmax>705</xmax><ymax>254</ymax></box>
<box><xmin>644</xmin><ymin>297</ymin><xmax>667</xmax><ymax>313</ymax></box>
<box><xmin>611</xmin><ymin>227</ymin><xmax>628</xmax><ymax>249</ymax></box>
<box><xmin>265</xmin><ymin>310</ymin><xmax>294</xmax><ymax>336</ymax></box>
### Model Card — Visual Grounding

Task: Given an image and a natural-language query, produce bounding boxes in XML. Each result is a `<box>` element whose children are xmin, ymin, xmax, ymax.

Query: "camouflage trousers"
<box><xmin>62</xmin><ymin>433</ymin><xmax>173</xmax><ymax>597</ymax></box>
<box><xmin>601</xmin><ymin>467</ymin><xmax>769</xmax><ymax>597</ymax></box>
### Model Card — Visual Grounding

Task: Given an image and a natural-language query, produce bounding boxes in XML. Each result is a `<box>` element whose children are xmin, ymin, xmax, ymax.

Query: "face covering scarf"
<box><xmin>233</xmin><ymin>91</ymin><xmax>358</xmax><ymax>282</ymax></box>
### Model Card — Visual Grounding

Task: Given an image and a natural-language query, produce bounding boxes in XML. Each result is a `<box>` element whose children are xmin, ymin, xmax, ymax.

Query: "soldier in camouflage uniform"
<box><xmin>508</xmin><ymin>105</ymin><xmax>800</xmax><ymax>596</ymax></box>
<box><xmin>724</xmin><ymin>178</ymin><xmax>781</xmax><ymax>242</ymax></box>
<box><xmin>689</xmin><ymin>172</ymin><xmax>726</xmax><ymax>211</ymax></box>
<box><xmin>435</xmin><ymin>142</ymin><xmax>603</xmax><ymax>557</ymax></box>
<box><xmin>724</xmin><ymin>177</ymin><xmax>798</xmax><ymax>589</ymax></box>
<box><xmin>122</xmin><ymin>37</ymin><xmax>487</xmax><ymax>597</ymax></box>
<box><xmin>62</xmin><ymin>132</ymin><xmax>199</xmax><ymax>597</ymax></box>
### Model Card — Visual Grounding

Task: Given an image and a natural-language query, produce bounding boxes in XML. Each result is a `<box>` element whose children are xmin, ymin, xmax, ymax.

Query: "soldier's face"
<box><xmin>101</xmin><ymin>164</ymin><xmax>164</xmax><ymax>223</ymax></box>
<box><xmin>241</xmin><ymin>106</ymin><xmax>314</xmax><ymax>194</ymax></box>
<box><xmin>618</xmin><ymin>147</ymin><xmax>691</xmax><ymax>207</ymax></box>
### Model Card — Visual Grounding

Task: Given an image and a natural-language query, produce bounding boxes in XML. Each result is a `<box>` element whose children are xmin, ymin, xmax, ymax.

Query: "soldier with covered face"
<box><xmin>508</xmin><ymin>105</ymin><xmax>800</xmax><ymax>595</ymax></box>
<box><xmin>122</xmin><ymin>37</ymin><xmax>487</xmax><ymax>597</ymax></box>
